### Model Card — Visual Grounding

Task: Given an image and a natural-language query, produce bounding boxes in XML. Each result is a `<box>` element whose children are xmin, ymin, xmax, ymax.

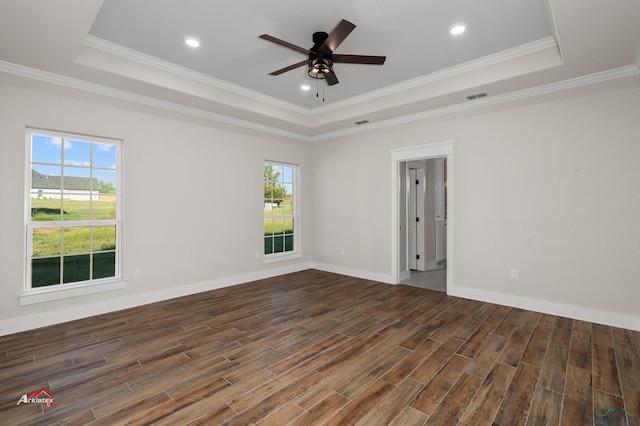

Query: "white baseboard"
<box><xmin>310</xmin><ymin>262</ymin><xmax>394</xmax><ymax>284</ymax></box>
<box><xmin>0</xmin><ymin>262</ymin><xmax>312</xmax><ymax>336</ymax></box>
<box><xmin>447</xmin><ymin>282</ymin><xmax>640</xmax><ymax>332</ymax></box>
<box><xmin>4</xmin><ymin>263</ymin><xmax>638</xmax><ymax>335</ymax></box>
<box><xmin>422</xmin><ymin>260</ymin><xmax>438</xmax><ymax>271</ymax></box>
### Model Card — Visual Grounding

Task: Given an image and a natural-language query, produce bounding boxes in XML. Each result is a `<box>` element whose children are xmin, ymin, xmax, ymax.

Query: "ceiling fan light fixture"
<box><xmin>308</xmin><ymin>58</ymin><xmax>333</xmax><ymax>79</ymax></box>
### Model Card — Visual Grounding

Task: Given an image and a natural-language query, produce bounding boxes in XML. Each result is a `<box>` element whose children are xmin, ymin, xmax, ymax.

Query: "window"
<box><xmin>264</xmin><ymin>162</ymin><xmax>299</xmax><ymax>259</ymax></box>
<box><xmin>25</xmin><ymin>129</ymin><xmax>121</xmax><ymax>294</ymax></box>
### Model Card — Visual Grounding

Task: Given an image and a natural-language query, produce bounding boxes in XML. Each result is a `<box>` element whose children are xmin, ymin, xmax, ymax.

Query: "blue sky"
<box><xmin>31</xmin><ymin>134</ymin><xmax>117</xmax><ymax>185</ymax></box>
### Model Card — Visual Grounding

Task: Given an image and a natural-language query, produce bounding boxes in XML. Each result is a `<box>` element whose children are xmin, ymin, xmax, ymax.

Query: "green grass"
<box><xmin>32</xmin><ymin>226</ymin><xmax>116</xmax><ymax>257</ymax></box>
<box><xmin>32</xmin><ymin>197</ymin><xmax>294</xmax><ymax>259</ymax></box>
<box><xmin>264</xmin><ymin>201</ymin><xmax>294</xmax><ymax>234</ymax></box>
<box><xmin>31</xmin><ymin>198</ymin><xmax>116</xmax><ymax>257</ymax></box>
<box><xmin>264</xmin><ymin>200</ymin><xmax>294</xmax><ymax>254</ymax></box>
<box><xmin>31</xmin><ymin>198</ymin><xmax>116</xmax><ymax>221</ymax></box>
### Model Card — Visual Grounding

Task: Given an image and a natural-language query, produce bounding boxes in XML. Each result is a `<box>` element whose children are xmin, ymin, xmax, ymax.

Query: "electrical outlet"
<box><xmin>340</xmin><ymin>248</ymin><xmax>345</xmax><ymax>256</ymax></box>
<box><xmin>254</xmin><ymin>251</ymin><xmax>260</xmax><ymax>260</ymax></box>
<box><xmin>134</xmin><ymin>268</ymin><xmax>142</xmax><ymax>279</ymax></box>
<box><xmin>510</xmin><ymin>268</ymin><xmax>519</xmax><ymax>280</ymax></box>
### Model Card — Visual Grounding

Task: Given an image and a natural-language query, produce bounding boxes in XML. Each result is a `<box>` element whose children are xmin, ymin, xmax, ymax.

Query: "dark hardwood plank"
<box><xmin>336</xmin><ymin>345</ymin><xmax>409</xmax><ymax>399</ymax></box>
<box><xmin>424</xmin><ymin>372</ymin><xmax>483</xmax><ymax>425</ymax></box>
<box><xmin>559</xmin><ymin>365</ymin><xmax>593</xmax><ymax>426</ymax></box>
<box><xmin>323</xmin><ymin>380</ymin><xmax>395</xmax><ymax>426</ymax></box>
<box><xmin>622</xmin><ymin>387</ymin><xmax>640</xmax><ymax>422</ymax></box>
<box><xmin>456</xmin><ymin>322</ymin><xmax>497</xmax><ymax>359</ymax></box>
<box><xmin>466</xmin><ymin>334</ymin><xmax>508</xmax><ymax>379</ymax></box>
<box><xmin>592</xmin><ymin>343</ymin><xmax>622</xmax><ymax>396</ymax></box>
<box><xmin>568</xmin><ymin>320</ymin><xmax>592</xmax><ymax>370</ymax></box>
<box><xmin>526</xmin><ymin>386</ymin><xmax>562</xmax><ymax>426</ymax></box>
<box><xmin>409</xmin><ymin>338</ymin><xmax>463</xmax><ymax>384</ymax></box>
<box><xmin>550</xmin><ymin>316</ymin><xmax>573</xmax><ymax>346</ymax></box>
<box><xmin>521</xmin><ymin>314</ymin><xmax>555</xmax><ymax>367</ymax></box>
<box><xmin>493</xmin><ymin>362</ymin><xmax>541</xmax><ymax>426</ymax></box>
<box><xmin>357</xmin><ymin>378</ymin><xmax>424</xmax><ymax>425</ymax></box>
<box><xmin>410</xmin><ymin>354</ymin><xmax>470</xmax><ymax>415</ymax></box>
<box><xmin>538</xmin><ymin>342</ymin><xmax>569</xmax><ymax>393</ymax></box>
<box><xmin>287</xmin><ymin>392</ymin><xmax>348</xmax><ymax>426</ymax></box>
<box><xmin>460</xmin><ymin>362</ymin><xmax>516</xmax><ymax>424</ymax></box>
<box><xmin>0</xmin><ymin>269</ymin><xmax>638</xmax><ymax>425</ymax></box>
<box><xmin>382</xmin><ymin>338</ymin><xmax>441</xmax><ymax>385</ymax></box>
<box><xmin>593</xmin><ymin>388</ymin><xmax>626</xmax><ymax>425</ymax></box>
<box><xmin>388</xmin><ymin>406</ymin><xmax>429</xmax><ymax>426</ymax></box>
<box><xmin>494</xmin><ymin>308</ymin><xmax>526</xmax><ymax>337</ymax></box>
<box><xmin>614</xmin><ymin>340</ymin><xmax>640</xmax><ymax>390</ymax></box>
<box><xmin>497</xmin><ymin>328</ymin><xmax>533</xmax><ymax>367</ymax></box>
<box><xmin>484</xmin><ymin>305</ymin><xmax>512</xmax><ymax>326</ymax></box>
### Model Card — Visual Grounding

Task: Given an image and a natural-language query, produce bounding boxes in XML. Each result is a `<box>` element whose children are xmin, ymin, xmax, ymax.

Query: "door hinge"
<box><xmin>416</xmin><ymin>217</ymin><xmax>420</xmax><ymax>222</ymax></box>
<box><xmin>416</xmin><ymin>180</ymin><xmax>419</xmax><ymax>185</ymax></box>
<box><xmin>416</xmin><ymin>255</ymin><xmax>420</xmax><ymax>260</ymax></box>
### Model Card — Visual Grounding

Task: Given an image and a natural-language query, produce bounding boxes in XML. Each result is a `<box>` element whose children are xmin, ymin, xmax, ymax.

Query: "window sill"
<box><xmin>263</xmin><ymin>251</ymin><xmax>302</xmax><ymax>264</ymax></box>
<box><xmin>19</xmin><ymin>279</ymin><xmax>127</xmax><ymax>306</ymax></box>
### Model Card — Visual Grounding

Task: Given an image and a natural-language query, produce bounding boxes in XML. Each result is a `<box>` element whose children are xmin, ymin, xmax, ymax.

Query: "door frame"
<box><xmin>390</xmin><ymin>140</ymin><xmax>454</xmax><ymax>287</ymax></box>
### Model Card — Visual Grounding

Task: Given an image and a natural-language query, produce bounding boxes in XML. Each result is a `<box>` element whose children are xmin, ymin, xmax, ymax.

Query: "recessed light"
<box><xmin>185</xmin><ymin>38</ymin><xmax>200</xmax><ymax>48</ymax></box>
<box><xmin>450</xmin><ymin>24</ymin><xmax>466</xmax><ymax>35</ymax></box>
<box><xmin>300</xmin><ymin>84</ymin><xmax>311</xmax><ymax>91</ymax></box>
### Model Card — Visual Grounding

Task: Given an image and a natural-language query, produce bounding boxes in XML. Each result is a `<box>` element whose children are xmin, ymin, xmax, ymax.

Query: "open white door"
<box><xmin>408</xmin><ymin>166</ymin><xmax>425</xmax><ymax>271</ymax></box>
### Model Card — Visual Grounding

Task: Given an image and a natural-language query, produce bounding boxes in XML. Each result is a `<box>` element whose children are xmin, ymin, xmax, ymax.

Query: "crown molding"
<box><xmin>2</xmin><ymin>58</ymin><xmax>638</xmax><ymax>144</ymax></box>
<box><xmin>83</xmin><ymin>35</ymin><xmax>311</xmax><ymax>115</ymax></box>
<box><xmin>309</xmin><ymin>64</ymin><xmax>640</xmax><ymax>142</ymax></box>
<box><xmin>308</xmin><ymin>36</ymin><xmax>559</xmax><ymax>115</ymax></box>
<box><xmin>84</xmin><ymin>35</ymin><xmax>558</xmax><ymax>117</ymax></box>
<box><xmin>0</xmin><ymin>60</ymin><xmax>311</xmax><ymax>141</ymax></box>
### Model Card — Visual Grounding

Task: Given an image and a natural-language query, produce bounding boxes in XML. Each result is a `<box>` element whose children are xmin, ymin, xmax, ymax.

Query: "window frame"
<box><xmin>21</xmin><ymin>128</ymin><xmax>125</xmax><ymax>305</ymax></box>
<box><xmin>263</xmin><ymin>161</ymin><xmax>301</xmax><ymax>263</ymax></box>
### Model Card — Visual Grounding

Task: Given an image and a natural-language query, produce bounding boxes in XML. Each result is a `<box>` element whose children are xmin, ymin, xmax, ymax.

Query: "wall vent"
<box><xmin>465</xmin><ymin>92</ymin><xmax>488</xmax><ymax>100</ymax></box>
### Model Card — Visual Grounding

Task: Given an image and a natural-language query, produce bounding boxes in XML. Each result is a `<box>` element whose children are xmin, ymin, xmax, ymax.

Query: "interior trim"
<box><xmin>448</xmin><ymin>284</ymin><xmax>640</xmax><ymax>332</ymax></box>
<box><xmin>1</xmin><ymin>60</ymin><xmax>638</xmax><ymax>143</ymax></box>
<box><xmin>83</xmin><ymin>35</ymin><xmax>559</xmax><ymax>116</ymax></box>
<box><xmin>1</xmin><ymin>262</ymin><xmax>313</xmax><ymax>336</ymax></box>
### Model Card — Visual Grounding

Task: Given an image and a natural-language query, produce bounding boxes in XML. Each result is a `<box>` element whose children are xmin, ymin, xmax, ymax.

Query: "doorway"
<box><xmin>390</xmin><ymin>141</ymin><xmax>454</xmax><ymax>292</ymax></box>
<box><xmin>404</xmin><ymin>159</ymin><xmax>446</xmax><ymax>291</ymax></box>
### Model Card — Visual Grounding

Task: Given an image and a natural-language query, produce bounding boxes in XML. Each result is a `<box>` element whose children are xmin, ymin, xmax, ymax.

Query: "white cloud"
<box><xmin>48</xmin><ymin>137</ymin><xmax>72</xmax><ymax>150</ymax></box>
<box><xmin>95</xmin><ymin>143</ymin><xmax>113</xmax><ymax>152</ymax></box>
<box><xmin>64</xmin><ymin>160</ymin><xmax>90</xmax><ymax>167</ymax></box>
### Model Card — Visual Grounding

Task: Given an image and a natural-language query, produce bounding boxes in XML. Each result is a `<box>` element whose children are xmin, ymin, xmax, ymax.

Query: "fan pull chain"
<box><xmin>314</xmin><ymin>77</ymin><xmax>325</xmax><ymax>103</ymax></box>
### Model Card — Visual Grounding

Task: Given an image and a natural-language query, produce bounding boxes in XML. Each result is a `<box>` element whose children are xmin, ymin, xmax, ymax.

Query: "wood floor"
<box><xmin>1</xmin><ymin>270</ymin><xmax>639</xmax><ymax>425</ymax></box>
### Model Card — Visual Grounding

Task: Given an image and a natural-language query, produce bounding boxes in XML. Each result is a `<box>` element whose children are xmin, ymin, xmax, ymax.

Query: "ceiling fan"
<box><xmin>259</xmin><ymin>19</ymin><xmax>386</xmax><ymax>86</ymax></box>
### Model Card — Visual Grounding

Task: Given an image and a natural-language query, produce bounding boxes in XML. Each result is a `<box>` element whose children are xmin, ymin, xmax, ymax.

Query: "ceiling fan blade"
<box><xmin>333</xmin><ymin>54</ymin><xmax>386</xmax><ymax>65</ymax></box>
<box><xmin>269</xmin><ymin>60</ymin><xmax>308</xmax><ymax>75</ymax></box>
<box><xmin>319</xmin><ymin>19</ymin><xmax>356</xmax><ymax>54</ymax></box>
<box><xmin>324</xmin><ymin>70</ymin><xmax>339</xmax><ymax>86</ymax></box>
<box><xmin>259</xmin><ymin>34</ymin><xmax>309</xmax><ymax>55</ymax></box>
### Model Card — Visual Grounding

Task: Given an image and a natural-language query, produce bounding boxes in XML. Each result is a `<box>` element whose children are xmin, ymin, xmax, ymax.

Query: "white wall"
<box><xmin>2</xmin><ymin>71</ymin><xmax>639</xmax><ymax>335</ymax></box>
<box><xmin>311</xmin><ymin>76</ymin><xmax>640</xmax><ymax>330</ymax></box>
<box><xmin>0</xmin><ymin>73</ymin><xmax>313</xmax><ymax>334</ymax></box>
